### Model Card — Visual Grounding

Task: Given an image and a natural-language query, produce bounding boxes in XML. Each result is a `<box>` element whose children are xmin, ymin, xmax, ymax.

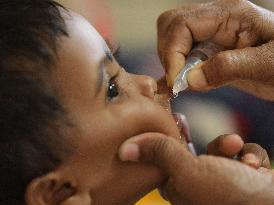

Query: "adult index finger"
<box><xmin>158</xmin><ymin>3</ymin><xmax>233</xmax><ymax>87</ymax></box>
<box><xmin>118</xmin><ymin>132</ymin><xmax>198</xmax><ymax>180</ymax></box>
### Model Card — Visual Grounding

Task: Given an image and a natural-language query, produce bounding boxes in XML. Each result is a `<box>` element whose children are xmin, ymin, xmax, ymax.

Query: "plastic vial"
<box><xmin>172</xmin><ymin>41</ymin><xmax>225</xmax><ymax>96</ymax></box>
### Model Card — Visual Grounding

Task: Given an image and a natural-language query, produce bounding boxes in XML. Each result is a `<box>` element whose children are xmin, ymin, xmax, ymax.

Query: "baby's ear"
<box><xmin>25</xmin><ymin>171</ymin><xmax>92</xmax><ymax>205</ymax></box>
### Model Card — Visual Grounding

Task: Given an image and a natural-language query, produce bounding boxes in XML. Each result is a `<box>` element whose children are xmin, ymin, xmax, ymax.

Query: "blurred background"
<box><xmin>57</xmin><ymin>0</ymin><xmax>274</xmax><ymax>204</ymax></box>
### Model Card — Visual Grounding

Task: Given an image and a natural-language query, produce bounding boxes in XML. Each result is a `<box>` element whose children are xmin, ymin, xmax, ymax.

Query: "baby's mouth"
<box><xmin>155</xmin><ymin>77</ymin><xmax>172</xmax><ymax>112</ymax></box>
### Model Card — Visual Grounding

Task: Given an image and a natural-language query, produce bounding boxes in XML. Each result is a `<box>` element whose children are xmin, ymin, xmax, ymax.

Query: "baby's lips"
<box><xmin>172</xmin><ymin>112</ymin><xmax>191</xmax><ymax>143</ymax></box>
<box><xmin>155</xmin><ymin>77</ymin><xmax>173</xmax><ymax>112</ymax></box>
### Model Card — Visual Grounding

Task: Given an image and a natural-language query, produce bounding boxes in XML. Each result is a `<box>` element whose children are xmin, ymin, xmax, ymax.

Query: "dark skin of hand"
<box><xmin>119</xmin><ymin>0</ymin><xmax>274</xmax><ymax>205</ymax></box>
<box><xmin>119</xmin><ymin>133</ymin><xmax>274</xmax><ymax>205</ymax></box>
<box><xmin>158</xmin><ymin>0</ymin><xmax>274</xmax><ymax>101</ymax></box>
<box><xmin>118</xmin><ymin>1</ymin><xmax>274</xmax><ymax>203</ymax></box>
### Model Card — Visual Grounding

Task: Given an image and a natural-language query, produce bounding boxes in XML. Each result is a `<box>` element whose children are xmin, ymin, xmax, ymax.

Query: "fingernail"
<box><xmin>225</xmin><ymin>134</ymin><xmax>244</xmax><ymax>145</ymax></box>
<box><xmin>241</xmin><ymin>153</ymin><xmax>259</xmax><ymax>168</ymax></box>
<box><xmin>242</xmin><ymin>153</ymin><xmax>257</xmax><ymax>161</ymax></box>
<box><xmin>221</xmin><ymin>134</ymin><xmax>244</xmax><ymax>156</ymax></box>
<box><xmin>119</xmin><ymin>143</ymin><xmax>140</xmax><ymax>162</ymax></box>
<box><xmin>187</xmin><ymin>68</ymin><xmax>208</xmax><ymax>89</ymax></box>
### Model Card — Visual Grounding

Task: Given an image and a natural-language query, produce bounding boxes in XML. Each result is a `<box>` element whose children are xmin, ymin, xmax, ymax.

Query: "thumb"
<box><xmin>187</xmin><ymin>41</ymin><xmax>274</xmax><ymax>90</ymax></box>
<box><xmin>118</xmin><ymin>132</ymin><xmax>196</xmax><ymax>177</ymax></box>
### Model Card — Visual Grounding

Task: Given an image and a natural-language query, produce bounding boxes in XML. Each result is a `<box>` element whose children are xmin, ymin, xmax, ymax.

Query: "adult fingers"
<box><xmin>187</xmin><ymin>41</ymin><xmax>274</xmax><ymax>90</ymax></box>
<box><xmin>157</xmin><ymin>3</ymin><xmax>228</xmax><ymax>86</ymax></box>
<box><xmin>158</xmin><ymin>0</ymin><xmax>274</xmax><ymax>88</ymax></box>
<box><xmin>207</xmin><ymin>135</ymin><xmax>271</xmax><ymax>169</ymax></box>
<box><xmin>157</xmin><ymin>0</ymin><xmax>255</xmax><ymax>86</ymax></box>
<box><xmin>157</xmin><ymin>5</ymin><xmax>198</xmax><ymax>86</ymax></box>
<box><xmin>207</xmin><ymin>134</ymin><xmax>244</xmax><ymax>158</ymax></box>
<box><xmin>118</xmin><ymin>132</ymin><xmax>197</xmax><ymax>179</ymax></box>
<box><xmin>119</xmin><ymin>132</ymin><xmax>198</xmax><ymax>204</ymax></box>
<box><xmin>119</xmin><ymin>133</ymin><xmax>274</xmax><ymax>205</ymax></box>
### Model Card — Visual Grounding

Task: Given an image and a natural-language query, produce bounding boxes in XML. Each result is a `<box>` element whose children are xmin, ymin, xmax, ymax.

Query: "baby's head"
<box><xmin>0</xmin><ymin>1</ymin><xmax>180</xmax><ymax>204</ymax></box>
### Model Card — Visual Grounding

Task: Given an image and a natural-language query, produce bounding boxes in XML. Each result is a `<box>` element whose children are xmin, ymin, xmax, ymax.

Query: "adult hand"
<box><xmin>157</xmin><ymin>134</ymin><xmax>271</xmax><ymax>202</ymax></box>
<box><xmin>207</xmin><ymin>134</ymin><xmax>271</xmax><ymax>169</ymax></box>
<box><xmin>158</xmin><ymin>0</ymin><xmax>274</xmax><ymax>101</ymax></box>
<box><xmin>119</xmin><ymin>133</ymin><xmax>274</xmax><ymax>205</ymax></box>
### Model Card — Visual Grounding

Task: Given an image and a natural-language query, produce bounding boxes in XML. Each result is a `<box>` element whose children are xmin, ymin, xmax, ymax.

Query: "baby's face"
<box><xmin>52</xmin><ymin>11</ymin><xmax>180</xmax><ymax>204</ymax></box>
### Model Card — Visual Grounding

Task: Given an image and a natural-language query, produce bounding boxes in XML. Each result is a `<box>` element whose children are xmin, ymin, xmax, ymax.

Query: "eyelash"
<box><xmin>112</xmin><ymin>47</ymin><xmax>120</xmax><ymax>61</ymax></box>
<box><xmin>106</xmin><ymin>47</ymin><xmax>122</xmax><ymax>102</ymax></box>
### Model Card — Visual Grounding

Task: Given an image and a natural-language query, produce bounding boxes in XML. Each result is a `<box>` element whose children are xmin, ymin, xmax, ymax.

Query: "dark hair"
<box><xmin>0</xmin><ymin>0</ymin><xmax>70</xmax><ymax>204</ymax></box>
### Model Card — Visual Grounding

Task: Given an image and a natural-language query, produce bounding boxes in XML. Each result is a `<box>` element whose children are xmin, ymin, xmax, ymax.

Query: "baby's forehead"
<box><xmin>59</xmin><ymin>9</ymin><xmax>110</xmax><ymax>58</ymax></box>
<box><xmin>62</xmin><ymin>10</ymin><xmax>105</xmax><ymax>42</ymax></box>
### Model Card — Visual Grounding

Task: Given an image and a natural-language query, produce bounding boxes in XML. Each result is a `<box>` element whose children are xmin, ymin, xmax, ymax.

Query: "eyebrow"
<box><xmin>95</xmin><ymin>50</ymin><xmax>113</xmax><ymax>96</ymax></box>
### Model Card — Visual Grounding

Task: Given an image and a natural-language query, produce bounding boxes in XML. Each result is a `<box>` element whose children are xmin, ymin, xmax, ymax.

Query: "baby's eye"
<box><xmin>107</xmin><ymin>78</ymin><xmax>119</xmax><ymax>99</ymax></box>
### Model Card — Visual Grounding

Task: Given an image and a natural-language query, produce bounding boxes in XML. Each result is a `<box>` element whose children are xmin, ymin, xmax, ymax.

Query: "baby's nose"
<box><xmin>136</xmin><ymin>75</ymin><xmax>157</xmax><ymax>99</ymax></box>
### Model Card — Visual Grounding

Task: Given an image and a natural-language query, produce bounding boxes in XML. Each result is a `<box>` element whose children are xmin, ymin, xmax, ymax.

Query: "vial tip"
<box><xmin>172</xmin><ymin>77</ymin><xmax>187</xmax><ymax>98</ymax></box>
